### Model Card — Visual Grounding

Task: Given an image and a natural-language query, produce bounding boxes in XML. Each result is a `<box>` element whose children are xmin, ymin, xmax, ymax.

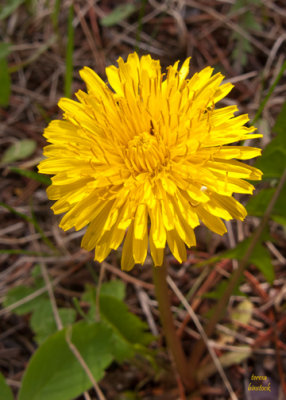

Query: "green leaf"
<box><xmin>247</xmin><ymin>184</ymin><xmax>286</xmax><ymax>225</ymax></box>
<box><xmin>230</xmin><ymin>0</ymin><xmax>262</xmax><ymax>12</ymax></box>
<box><xmin>0</xmin><ymin>42</ymin><xmax>11</xmax><ymax>106</ymax></box>
<box><xmin>82</xmin><ymin>280</ymin><xmax>126</xmax><ymax>321</ymax></box>
<box><xmin>82</xmin><ymin>282</ymin><xmax>154</xmax><ymax>362</ymax></box>
<box><xmin>203</xmin><ymin>279</ymin><xmax>244</xmax><ymax>299</ymax></box>
<box><xmin>225</xmin><ymin>237</ymin><xmax>275</xmax><ymax>284</ymax></box>
<box><xmin>100</xmin><ymin>280</ymin><xmax>126</xmax><ymax>300</ymax></box>
<box><xmin>18</xmin><ymin>321</ymin><xmax>114</xmax><ymax>400</ymax></box>
<box><xmin>255</xmin><ymin>146</ymin><xmax>286</xmax><ymax>178</ymax></box>
<box><xmin>0</xmin><ymin>372</ymin><xmax>14</xmax><ymax>400</ymax></box>
<box><xmin>100</xmin><ymin>4</ymin><xmax>136</xmax><ymax>27</ymax></box>
<box><xmin>243</xmin><ymin>10</ymin><xmax>262</xmax><ymax>31</ymax></box>
<box><xmin>4</xmin><ymin>273</ymin><xmax>76</xmax><ymax>344</ymax></box>
<box><xmin>30</xmin><ymin>299</ymin><xmax>76</xmax><ymax>344</ymax></box>
<box><xmin>1</xmin><ymin>139</ymin><xmax>37</xmax><ymax>164</ymax></box>
<box><xmin>0</xmin><ymin>0</ymin><xmax>25</xmax><ymax>20</ymax></box>
<box><xmin>9</xmin><ymin>166</ymin><xmax>52</xmax><ymax>185</ymax></box>
<box><xmin>230</xmin><ymin>299</ymin><xmax>253</xmax><ymax>325</ymax></box>
<box><xmin>3</xmin><ymin>283</ymin><xmax>46</xmax><ymax>315</ymax></box>
<box><xmin>0</xmin><ymin>42</ymin><xmax>10</xmax><ymax>58</ymax></box>
<box><xmin>100</xmin><ymin>295</ymin><xmax>154</xmax><ymax>361</ymax></box>
<box><xmin>273</xmin><ymin>101</ymin><xmax>286</xmax><ymax>137</ymax></box>
<box><xmin>255</xmin><ymin>102</ymin><xmax>286</xmax><ymax>178</ymax></box>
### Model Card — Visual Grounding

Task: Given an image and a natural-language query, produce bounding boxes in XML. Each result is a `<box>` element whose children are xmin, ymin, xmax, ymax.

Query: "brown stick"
<box><xmin>153</xmin><ymin>257</ymin><xmax>193</xmax><ymax>390</ymax></box>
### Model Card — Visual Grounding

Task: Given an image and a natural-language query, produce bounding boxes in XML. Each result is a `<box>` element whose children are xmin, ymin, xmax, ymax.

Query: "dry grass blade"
<box><xmin>167</xmin><ymin>275</ymin><xmax>239</xmax><ymax>400</ymax></box>
<box><xmin>1</xmin><ymin>0</ymin><xmax>286</xmax><ymax>397</ymax></box>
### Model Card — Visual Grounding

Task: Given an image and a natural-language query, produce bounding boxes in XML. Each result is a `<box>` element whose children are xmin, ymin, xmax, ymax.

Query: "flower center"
<box><xmin>125</xmin><ymin>130</ymin><xmax>166</xmax><ymax>174</ymax></box>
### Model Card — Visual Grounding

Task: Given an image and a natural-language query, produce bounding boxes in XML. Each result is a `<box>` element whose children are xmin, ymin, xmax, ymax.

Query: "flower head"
<box><xmin>38</xmin><ymin>53</ymin><xmax>262</xmax><ymax>270</ymax></box>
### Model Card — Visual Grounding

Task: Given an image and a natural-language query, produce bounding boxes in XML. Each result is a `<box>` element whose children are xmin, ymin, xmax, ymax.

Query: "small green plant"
<box><xmin>2</xmin><ymin>3</ymin><xmax>286</xmax><ymax>396</ymax></box>
<box><xmin>4</xmin><ymin>266</ymin><xmax>76</xmax><ymax>344</ymax></box>
<box><xmin>230</xmin><ymin>0</ymin><xmax>263</xmax><ymax>67</ymax></box>
<box><xmin>4</xmin><ymin>274</ymin><xmax>155</xmax><ymax>400</ymax></box>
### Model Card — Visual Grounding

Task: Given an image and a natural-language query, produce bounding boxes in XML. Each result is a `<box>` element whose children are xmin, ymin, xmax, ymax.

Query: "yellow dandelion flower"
<box><xmin>38</xmin><ymin>53</ymin><xmax>262</xmax><ymax>271</ymax></box>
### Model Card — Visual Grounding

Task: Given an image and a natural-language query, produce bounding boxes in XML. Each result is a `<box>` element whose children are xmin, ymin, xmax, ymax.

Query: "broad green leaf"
<box><xmin>9</xmin><ymin>166</ymin><xmax>51</xmax><ymax>185</ymax></box>
<box><xmin>0</xmin><ymin>0</ymin><xmax>25</xmax><ymax>20</ymax></box>
<box><xmin>83</xmin><ymin>281</ymin><xmax>125</xmax><ymax>303</ymax></box>
<box><xmin>3</xmin><ymin>266</ymin><xmax>45</xmax><ymax>315</ymax></box>
<box><xmin>107</xmin><ymin>323</ymin><xmax>135</xmax><ymax>362</ymax></box>
<box><xmin>83</xmin><ymin>281</ymin><xmax>154</xmax><ymax>362</ymax></box>
<box><xmin>0</xmin><ymin>42</ymin><xmax>11</xmax><ymax>106</ymax></box>
<box><xmin>100</xmin><ymin>280</ymin><xmax>125</xmax><ymax>300</ymax></box>
<box><xmin>18</xmin><ymin>321</ymin><xmax>114</xmax><ymax>400</ymax></box>
<box><xmin>4</xmin><ymin>274</ymin><xmax>76</xmax><ymax>344</ymax></box>
<box><xmin>3</xmin><ymin>283</ymin><xmax>46</xmax><ymax>315</ymax></box>
<box><xmin>255</xmin><ymin>102</ymin><xmax>286</xmax><ymax>178</ymax></box>
<box><xmin>82</xmin><ymin>284</ymin><xmax>96</xmax><ymax>321</ymax></box>
<box><xmin>100</xmin><ymin>4</ymin><xmax>136</xmax><ymax>27</ymax></box>
<box><xmin>225</xmin><ymin>237</ymin><xmax>275</xmax><ymax>284</ymax></box>
<box><xmin>0</xmin><ymin>372</ymin><xmax>13</xmax><ymax>400</ymax></box>
<box><xmin>30</xmin><ymin>299</ymin><xmax>76</xmax><ymax>344</ymax></box>
<box><xmin>255</xmin><ymin>146</ymin><xmax>286</xmax><ymax>178</ymax></box>
<box><xmin>247</xmin><ymin>185</ymin><xmax>286</xmax><ymax>225</ymax></box>
<box><xmin>100</xmin><ymin>294</ymin><xmax>152</xmax><ymax>345</ymax></box>
<box><xmin>1</xmin><ymin>139</ymin><xmax>37</xmax><ymax>164</ymax></box>
<box><xmin>82</xmin><ymin>280</ymin><xmax>126</xmax><ymax>321</ymax></box>
<box><xmin>100</xmin><ymin>295</ymin><xmax>153</xmax><ymax>361</ymax></box>
<box><xmin>83</xmin><ymin>283</ymin><xmax>133</xmax><ymax>360</ymax></box>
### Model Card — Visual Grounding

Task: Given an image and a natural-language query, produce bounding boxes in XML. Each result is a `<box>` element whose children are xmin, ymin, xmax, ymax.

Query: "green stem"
<box><xmin>64</xmin><ymin>4</ymin><xmax>74</xmax><ymax>98</ymax></box>
<box><xmin>153</xmin><ymin>257</ymin><xmax>193</xmax><ymax>389</ymax></box>
<box><xmin>188</xmin><ymin>168</ymin><xmax>286</xmax><ymax>382</ymax></box>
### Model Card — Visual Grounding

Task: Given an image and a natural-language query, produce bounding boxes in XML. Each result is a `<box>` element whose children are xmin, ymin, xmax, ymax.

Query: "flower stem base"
<box><xmin>152</xmin><ymin>257</ymin><xmax>193</xmax><ymax>390</ymax></box>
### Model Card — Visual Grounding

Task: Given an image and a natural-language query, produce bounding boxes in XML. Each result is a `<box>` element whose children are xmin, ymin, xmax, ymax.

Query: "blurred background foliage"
<box><xmin>0</xmin><ymin>0</ymin><xmax>286</xmax><ymax>399</ymax></box>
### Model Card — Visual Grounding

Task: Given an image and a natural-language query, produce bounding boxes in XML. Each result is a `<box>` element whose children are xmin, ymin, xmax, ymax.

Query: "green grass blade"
<box><xmin>64</xmin><ymin>4</ymin><xmax>74</xmax><ymax>98</ymax></box>
<box><xmin>0</xmin><ymin>42</ymin><xmax>11</xmax><ymax>106</ymax></box>
<box><xmin>52</xmin><ymin>0</ymin><xmax>61</xmax><ymax>32</ymax></box>
<box><xmin>9</xmin><ymin>167</ymin><xmax>52</xmax><ymax>185</ymax></box>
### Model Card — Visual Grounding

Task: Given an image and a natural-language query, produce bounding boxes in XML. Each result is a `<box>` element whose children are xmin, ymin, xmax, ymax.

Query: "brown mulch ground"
<box><xmin>1</xmin><ymin>1</ymin><xmax>286</xmax><ymax>399</ymax></box>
